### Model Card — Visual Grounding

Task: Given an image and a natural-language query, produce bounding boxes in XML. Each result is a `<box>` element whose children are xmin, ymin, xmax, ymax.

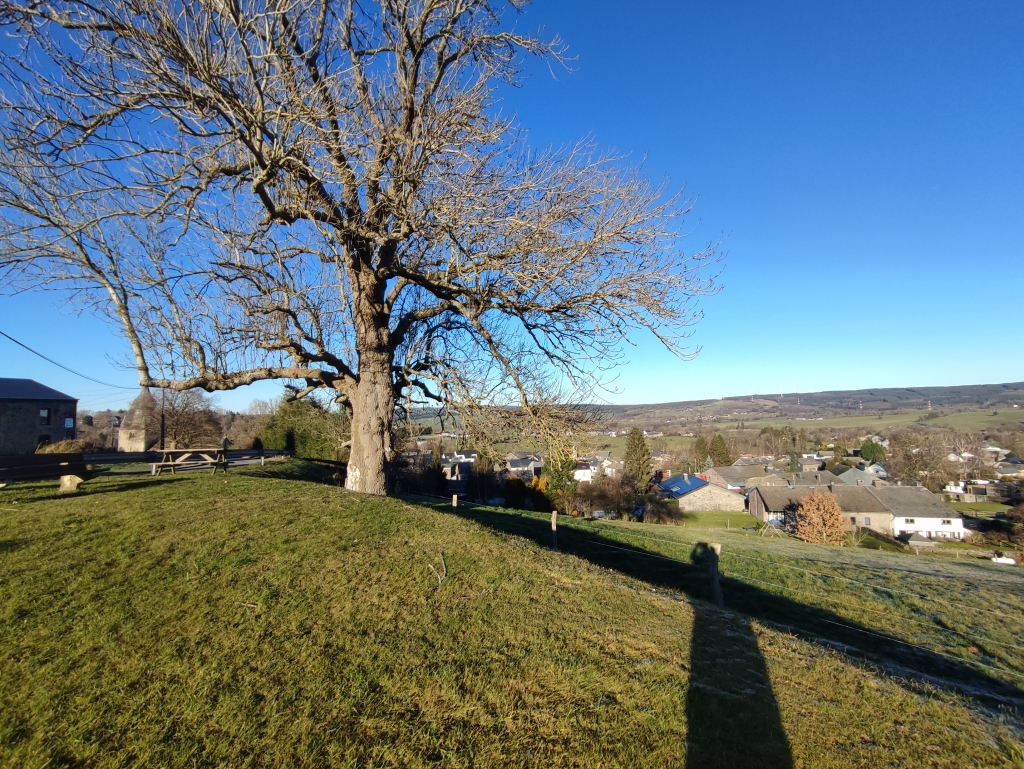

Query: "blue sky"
<box><xmin>1</xmin><ymin>0</ymin><xmax>1022</xmax><ymax>412</ymax></box>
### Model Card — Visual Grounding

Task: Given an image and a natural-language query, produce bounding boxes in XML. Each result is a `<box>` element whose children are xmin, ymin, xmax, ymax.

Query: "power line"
<box><xmin>0</xmin><ymin>329</ymin><xmax>137</xmax><ymax>390</ymax></box>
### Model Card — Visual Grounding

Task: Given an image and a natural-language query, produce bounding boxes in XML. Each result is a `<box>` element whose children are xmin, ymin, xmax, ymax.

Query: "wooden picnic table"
<box><xmin>151</xmin><ymin>447</ymin><xmax>228</xmax><ymax>476</ymax></box>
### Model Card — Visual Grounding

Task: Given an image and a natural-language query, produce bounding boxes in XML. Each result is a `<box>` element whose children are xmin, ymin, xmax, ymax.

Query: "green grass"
<box><xmin>2</xmin><ymin>464</ymin><xmax>1023</xmax><ymax>768</ymax></box>
<box><xmin>952</xmin><ymin>501</ymin><xmax>1012</xmax><ymax>515</ymax></box>
<box><xmin>677</xmin><ymin>511</ymin><xmax>761</xmax><ymax>529</ymax></box>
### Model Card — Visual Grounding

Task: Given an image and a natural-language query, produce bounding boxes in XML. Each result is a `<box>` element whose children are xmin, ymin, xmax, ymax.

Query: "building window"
<box><xmin>850</xmin><ymin>516</ymin><xmax>856</xmax><ymax>525</ymax></box>
<box><xmin>941</xmin><ymin>519</ymin><xmax>951</xmax><ymax>526</ymax></box>
<box><xmin>905</xmin><ymin>518</ymin><xmax>915</xmax><ymax>525</ymax></box>
<box><xmin>39</xmin><ymin>408</ymin><xmax>51</xmax><ymax>425</ymax></box>
<box><xmin>864</xmin><ymin>517</ymin><xmax>871</xmax><ymax>526</ymax></box>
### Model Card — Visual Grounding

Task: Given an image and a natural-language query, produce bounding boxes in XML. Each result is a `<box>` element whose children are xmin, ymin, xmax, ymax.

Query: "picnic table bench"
<box><xmin>0</xmin><ymin>453</ymin><xmax>104</xmax><ymax>491</ymax></box>
<box><xmin>151</xmin><ymin>447</ymin><xmax>229</xmax><ymax>476</ymax></box>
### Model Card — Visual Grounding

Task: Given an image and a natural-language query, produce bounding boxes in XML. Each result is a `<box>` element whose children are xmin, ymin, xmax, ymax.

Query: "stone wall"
<box><xmin>0</xmin><ymin>400</ymin><xmax>77</xmax><ymax>454</ymax></box>
<box><xmin>679</xmin><ymin>484</ymin><xmax>746</xmax><ymax>512</ymax></box>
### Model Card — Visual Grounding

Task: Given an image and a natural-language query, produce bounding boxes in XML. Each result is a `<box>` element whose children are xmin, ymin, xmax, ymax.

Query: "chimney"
<box><xmin>683</xmin><ymin>473</ymin><xmax>689</xmax><ymax>482</ymax></box>
<box><xmin>814</xmin><ymin>473</ymin><xmax>821</xmax><ymax>481</ymax></box>
<box><xmin>828</xmin><ymin>482</ymin><xmax>834</xmax><ymax>492</ymax></box>
<box><xmin>857</xmin><ymin>479</ymin><xmax>863</xmax><ymax>486</ymax></box>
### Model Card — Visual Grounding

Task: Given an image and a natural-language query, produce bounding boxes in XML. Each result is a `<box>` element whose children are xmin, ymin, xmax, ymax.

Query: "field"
<box><xmin>2</xmin><ymin>464</ymin><xmax>1024</xmax><ymax>767</ymax></box>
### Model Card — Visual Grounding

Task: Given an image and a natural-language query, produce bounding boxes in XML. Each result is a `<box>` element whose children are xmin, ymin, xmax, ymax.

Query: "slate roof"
<box><xmin>832</xmin><ymin>468</ymin><xmax>879</xmax><ymax>486</ymax></box>
<box><xmin>779</xmin><ymin>470</ymin><xmax>842</xmax><ymax>486</ymax></box>
<box><xmin>709</xmin><ymin>465</ymin><xmax>768</xmax><ymax>486</ymax></box>
<box><xmin>867</xmin><ymin>486</ymin><xmax>961</xmax><ymax>520</ymax></box>
<box><xmin>753</xmin><ymin>485</ymin><xmax>889</xmax><ymax>514</ymax></box>
<box><xmin>0</xmin><ymin>378</ymin><xmax>76</xmax><ymax>402</ymax></box>
<box><xmin>657</xmin><ymin>474</ymin><xmax>707</xmax><ymax>499</ymax></box>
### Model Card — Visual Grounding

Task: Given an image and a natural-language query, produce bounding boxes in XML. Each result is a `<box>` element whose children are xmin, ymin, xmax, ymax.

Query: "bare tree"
<box><xmin>887</xmin><ymin>428</ymin><xmax>957</xmax><ymax>492</ymax></box>
<box><xmin>0</xmin><ymin>0</ymin><xmax>719</xmax><ymax>494</ymax></box>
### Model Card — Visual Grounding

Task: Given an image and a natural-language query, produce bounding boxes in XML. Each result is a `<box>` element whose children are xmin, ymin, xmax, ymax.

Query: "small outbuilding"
<box><xmin>0</xmin><ymin>378</ymin><xmax>78</xmax><ymax>454</ymax></box>
<box><xmin>657</xmin><ymin>474</ymin><xmax>746</xmax><ymax>512</ymax></box>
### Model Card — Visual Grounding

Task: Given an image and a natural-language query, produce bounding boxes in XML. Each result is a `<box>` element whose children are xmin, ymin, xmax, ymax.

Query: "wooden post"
<box><xmin>551</xmin><ymin>509</ymin><xmax>558</xmax><ymax>551</ymax></box>
<box><xmin>709</xmin><ymin>543</ymin><xmax>724</xmax><ymax>608</ymax></box>
<box><xmin>452</xmin><ymin>494</ymin><xmax>458</xmax><ymax>508</ymax></box>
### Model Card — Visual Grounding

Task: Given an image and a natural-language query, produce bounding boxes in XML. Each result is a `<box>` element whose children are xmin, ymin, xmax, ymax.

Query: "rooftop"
<box><xmin>0</xmin><ymin>378</ymin><xmax>77</xmax><ymax>402</ymax></box>
<box><xmin>869</xmin><ymin>486</ymin><xmax>961</xmax><ymax>519</ymax></box>
<box><xmin>657</xmin><ymin>474</ymin><xmax>707</xmax><ymax>499</ymax></box>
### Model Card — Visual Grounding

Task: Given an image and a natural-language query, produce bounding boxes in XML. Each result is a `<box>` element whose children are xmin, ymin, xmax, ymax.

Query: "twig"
<box><xmin>428</xmin><ymin>552</ymin><xmax>448</xmax><ymax>585</ymax></box>
<box><xmin>235</xmin><ymin>601</ymin><xmax>259</xmax><ymax>609</ymax></box>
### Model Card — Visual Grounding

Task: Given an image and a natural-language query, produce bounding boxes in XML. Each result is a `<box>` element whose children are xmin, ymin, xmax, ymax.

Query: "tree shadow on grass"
<box><xmin>428</xmin><ymin>501</ymin><xmax>1024</xmax><ymax>711</ymax></box>
<box><xmin>1</xmin><ymin>477</ymin><xmax>182</xmax><ymax>503</ymax></box>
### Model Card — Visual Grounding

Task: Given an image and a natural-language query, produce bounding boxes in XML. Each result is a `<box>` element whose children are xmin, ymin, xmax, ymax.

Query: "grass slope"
<box><xmin>1</xmin><ymin>463</ymin><xmax>1022</xmax><ymax>768</ymax></box>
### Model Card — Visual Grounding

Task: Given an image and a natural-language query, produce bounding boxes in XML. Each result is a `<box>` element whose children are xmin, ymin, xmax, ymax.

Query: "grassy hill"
<box><xmin>2</xmin><ymin>464</ymin><xmax>1023</xmax><ymax>767</ymax></box>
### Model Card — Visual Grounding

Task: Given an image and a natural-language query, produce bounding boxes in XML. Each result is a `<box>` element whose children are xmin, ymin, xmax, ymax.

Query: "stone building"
<box><xmin>656</xmin><ymin>473</ymin><xmax>746</xmax><ymax>512</ymax></box>
<box><xmin>0</xmin><ymin>378</ymin><xmax>78</xmax><ymax>454</ymax></box>
<box><xmin>117</xmin><ymin>389</ymin><xmax>159</xmax><ymax>452</ymax></box>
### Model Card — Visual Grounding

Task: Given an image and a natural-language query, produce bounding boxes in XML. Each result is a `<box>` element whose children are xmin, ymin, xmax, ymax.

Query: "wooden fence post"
<box><xmin>551</xmin><ymin>509</ymin><xmax>558</xmax><ymax>551</ymax></box>
<box><xmin>452</xmin><ymin>494</ymin><xmax>458</xmax><ymax>508</ymax></box>
<box><xmin>709</xmin><ymin>543</ymin><xmax>724</xmax><ymax>608</ymax></box>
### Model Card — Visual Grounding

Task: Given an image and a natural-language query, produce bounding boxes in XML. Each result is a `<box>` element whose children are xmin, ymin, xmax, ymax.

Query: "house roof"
<box><xmin>732</xmin><ymin>456</ymin><xmax>773</xmax><ymax>466</ymax></box>
<box><xmin>657</xmin><ymin>474</ymin><xmax>708</xmax><ymax>498</ymax></box>
<box><xmin>833</xmin><ymin>468</ymin><xmax>878</xmax><ymax>486</ymax></box>
<box><xmin>709</xmin><ymin>465</ymin><xmax>768</xmax><ymax>486</ymax></box>
<box><xmin>753</xmin><ymin>485</ymin><xmax>889</xmax><ymax>514</ymax></box>
<box><xmin>0</xmin><ymin>378</ymin><xmax>76</xmax><ymax>402</ymax></box>
<box><xmin>869</xmin><ymin>486</ymin><xmax>961</xmax><ymax>519</ymax></box>
<box><xmin>507</xmin><ymin>457</ymin><xmax>542</xmax><ymax>470</ymax></box>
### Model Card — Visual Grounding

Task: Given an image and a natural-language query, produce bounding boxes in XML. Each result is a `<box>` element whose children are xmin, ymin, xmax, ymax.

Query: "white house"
<box><xmin>573</xmin><ymin>461</ymin><xmax>593</xmax><ymax>483</ymax></box>
<box><xmin>870</xmin><ymin>486</ymin><xmax>967</xmax><ymax>541</ymax></box>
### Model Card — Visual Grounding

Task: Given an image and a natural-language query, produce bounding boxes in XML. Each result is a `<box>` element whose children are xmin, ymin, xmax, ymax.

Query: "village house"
<box><xmin>871</xmin><ymin>486</ymin><xmax>967</xmax><ymax>541</ymax></box>
<box><xmin>573</xmin><ymin>461</ymin><xmax>593</xmax><ymax>483</ymax></box>
<box><xmin>704</xmin><ymin>464</ymin><xmax>769</xmax><ymax>491</ymax></box>
<box><xmin>732</xmin><ymin>455</ymin><xmax>775</xmax><ymax>466</ymax></box>
<box><xmin>656</xmin><ymin>474</ymin><xmax>745</xmax><ymax>512</ymax></box>
<box><xmin>504</xmin><ymin>454</ymin><xmax>544</xmax><ymax>482</ymax></box>
<box><xmin>0</xmin><ymin>378</ymin><xmax>78</xmax><ymax>454</ymax></box>
<box><xmin>748</xmin><ymin>482</ymin><xmax>965</xmax><ymax>542</ymax></box>
<box><xmin>750</xmin><ymin>470</ymin><xmax>843</xmax><ymax>489</ymax></box>
<box><xmin>748</xmin><ymin>484</ymin><xmax>892</xmax><ymax>535</ymax></box>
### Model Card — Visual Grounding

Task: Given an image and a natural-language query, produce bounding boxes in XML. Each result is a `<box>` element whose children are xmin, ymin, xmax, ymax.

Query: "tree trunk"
<box><xmin>345</xmin><ymin>276</ymin><xmax>395</xmax><ymax>495</ymax></box>
<box><xmin>346</xmin><ymin>357</ymin><xmax>395</xmax><ymax>495</ymax></box>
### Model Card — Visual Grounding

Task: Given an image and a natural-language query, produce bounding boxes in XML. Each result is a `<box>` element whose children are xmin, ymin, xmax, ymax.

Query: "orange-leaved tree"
<box><xmin>795</xmin><ymin>490</ymin><xmax>845</xmax><ymax>545</ymax></box>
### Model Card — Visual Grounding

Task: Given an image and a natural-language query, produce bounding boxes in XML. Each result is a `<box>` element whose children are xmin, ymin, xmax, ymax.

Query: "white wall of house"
<box><xmin>893</xmin><ymin>516</ymin><xmax>966</xmax><ymax>540</ymax></box>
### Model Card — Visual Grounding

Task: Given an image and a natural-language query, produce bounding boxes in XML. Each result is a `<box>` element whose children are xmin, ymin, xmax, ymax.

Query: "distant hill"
<box><xmin>411</xmin><ymin>382</ymin><xmax>1024</xmax><ymax>432</ymax></box>
<box><xmin>597</xmin><ymin>382</ymin><xmax>1024</xmax><ymax>415</ymax></box>
<box><xmin>585</xmin><ymin>382</ymin><xmax>1024</xmax><ymax>431</ymax></box>
<box><xmin>743</xmin><ymin>382</ymin><xmax>1024</xmax><ymax>412</ymax></box>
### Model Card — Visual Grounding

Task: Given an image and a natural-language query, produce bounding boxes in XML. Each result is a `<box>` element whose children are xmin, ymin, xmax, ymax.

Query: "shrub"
<box><xmin>36</xmin><ymin>439</ymin><xmax>89</xmax><ymax>454</ymax></box>
<box><xmin>795</xmin><ymin>490</ymin><xmax>845</xmax><ymax>545</ymax></box>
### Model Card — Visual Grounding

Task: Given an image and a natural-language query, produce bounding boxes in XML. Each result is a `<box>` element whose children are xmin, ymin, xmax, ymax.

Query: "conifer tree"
<box><xmin>710</xmin><ymin>433</ymin><xmax>732</xmax><ymax>465</ymax></box>
<box><xmin>692</xmin><ymin>436</ymin><xmax>710</xmax><ymax>470</ymax></box>
<box><xmin>860</xmin><ymin>439</ymin><xmax>886</xmax><ymax>464</ymax></box>
<box><xmin>625</xmin><ymin>428</ymin><xmax>655</xmax><ymax>495</ymax></box>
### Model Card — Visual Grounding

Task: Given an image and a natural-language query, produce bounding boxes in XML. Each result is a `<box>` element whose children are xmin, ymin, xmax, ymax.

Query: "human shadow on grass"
<box><xmin>430</xmin><ymin>502</ymin><xmax>1024</xmax><ymax>710</ymax></box>
<box><xmin>686</xmin><ymin>570</ymin><xmax>793</xmax><ymax>768</ymax></box>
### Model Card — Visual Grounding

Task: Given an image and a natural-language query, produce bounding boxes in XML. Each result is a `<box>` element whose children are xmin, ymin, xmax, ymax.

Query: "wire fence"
<box><xmin>402</xmin><ymin>494</ymin><xmax>1024</xmax><ymax>687</ymax></box>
